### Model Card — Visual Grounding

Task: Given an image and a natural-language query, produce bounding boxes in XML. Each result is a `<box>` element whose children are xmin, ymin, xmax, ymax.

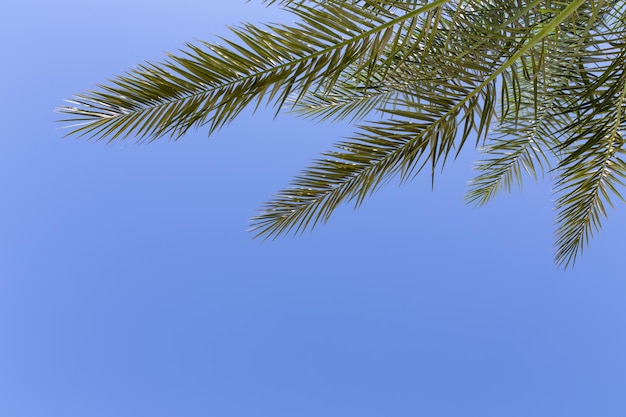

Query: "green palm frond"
<box><xmin>554</xmin><ymin>131</ymin><xmax>626</xmax><ymax>268</ymax></box>
<box><xmin>251</xmin><ymin>82</ymin><xmax>495</xmax><ymax>237</ymax></box>
<box><xmin>58</xmin><ymin>0</ymin><xmax>445</xmax><ymax>142</ymax></box>
<box><xmin>552</xmin><ymin>40</ymin><xmax>626</xmax><ymax>267</ymax></box>
<box><xmin>464</xmin><ymin>0</ymin><xmax>626</xmax><ymax>266</ymax></box>
<box><xmin>252</xmin><ymin>0</ymin><xmax>590</xmax><ymax>237</ymax></box>
<box><xmin>59</xmin><ymin>0</ymin><xmax>626</xmax><ymax>267</ymax></box>
<box><xmin>465</xmin><ymin>132</ymin><xmax>553</xmax><ymax>206</ymax></box>
<box><xmin>465</xmin><ymin>49</ymin><xmax>571</xmax><ymax>205</ymax></box>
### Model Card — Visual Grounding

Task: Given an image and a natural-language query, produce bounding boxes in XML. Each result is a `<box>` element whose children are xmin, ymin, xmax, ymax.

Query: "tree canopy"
<box><xmin>58</xmin><ymin>0</ymin><xmax>626</xmax><ymax>267</ymax></box>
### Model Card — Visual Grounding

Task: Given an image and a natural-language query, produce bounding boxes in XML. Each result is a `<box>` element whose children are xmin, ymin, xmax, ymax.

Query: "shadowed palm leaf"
<box><xmin>58</xmin><ymin>0</ymin><xmax>626</xmax><ymax>267</ymax></box>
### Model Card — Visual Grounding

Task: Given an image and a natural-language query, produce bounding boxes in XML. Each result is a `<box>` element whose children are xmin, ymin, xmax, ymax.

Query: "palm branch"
<box><xmin>58</xmin><ymin>0</ymin><xmax>626</xmax><ymax>267</ymax></box>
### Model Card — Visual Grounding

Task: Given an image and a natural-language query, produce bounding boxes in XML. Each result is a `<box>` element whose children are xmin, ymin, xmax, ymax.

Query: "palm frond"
<box><xmin>250</xmin><ymin>97</ymin><xmax>485</xmax><ymax>237</ymax></box>
<box><xmin>59</xmin><ymin>0</ymin><xmax>626</xmax><ymax>267</ymax></box>
<box><xmin>57</xmin><ymin>0</ymin><xmax>447</xmax><ymax>142</ymax></box>
<box><xmin>466</xmin><ymin>46</ymin><xmax>574</xmax><ymax>205</ymax></box>
<box><xmin>464</xmin><ymin>0</ymin><xmax>626</xmax><ymax>266</ymax></box>
<box><xmin>465</xmin><ymin>133</ymin><xmax>552</xmax><ymax>206</ymax></box>
<box><xmin>252</xmin><ymin>0</ymin><xmax>589</xmax><ymax>238</ymax></box>
<box><xmin>553</xmin><ymin>40</ymin><xmax>626</xmax><ymax>267</ymax></box>
<box><xmin>554</xmin><ymin>132</ymin><xmax>626</xmax><ymax>268</ymax></box>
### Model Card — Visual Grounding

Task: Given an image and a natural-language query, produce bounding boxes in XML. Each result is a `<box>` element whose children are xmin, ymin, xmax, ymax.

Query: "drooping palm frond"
<box><xmin>554</xmin><ymin>131</ymin><xmax>626</xmax><ymax>268</ymax></box>
<box><xmin>251</xmin><ymin>0</ymin><xmax>592</xmax><ymax>239</ymax></box>
<box><xmin>463</xmin><ymin>0</ymin><xmax>626</xmax><ymax>265</ymax></box>
<box><xmin>250</xmin><ymin>80</ymin><xmax>497</xmax><ymax>237</ymax></box>
<box><xmin>59</xmin><ymin>0</ymin><xmax>626</xmax><ymax>267</ymax></box>
<box><xmin>551</xmin><ymin>31</ymin><xmax>626</xmax><ymax>266</ymax></box>
<box><xmin>465</xmin><ymin>48</ymin><xmax>572</xmax><ymax>205</ymax></box>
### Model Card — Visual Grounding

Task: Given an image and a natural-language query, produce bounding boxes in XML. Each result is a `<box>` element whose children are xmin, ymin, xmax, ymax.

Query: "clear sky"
<box><xmin>2</xmin><ymin>1</ymin><xmax>626</xmax><ymax>416</ymax></box>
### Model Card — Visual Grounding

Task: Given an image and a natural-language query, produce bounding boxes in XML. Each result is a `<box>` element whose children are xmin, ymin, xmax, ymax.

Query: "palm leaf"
<box><xmin>59</xmin><ymin>0</ymin><xmax>626</xmax><ymax>267</ymax></box>
<box><xmin>57</xmin><ymin>0</ymin><xmax>448</xmax><ymax>142</ymax></box>
<box><xmin>552</xmin><ymin>44</ymin><xmax>626</xmax><ymax>267</ymax></box>
<box><xmin>554</xmin><ymin>132</ymin><xmax>626</xmax><ymax>268</ymax></box>
<box><xmin>251</xmin><ymin>0</ymin><xmax>590</xmax><ymax>239</ymax></box>
<box><xmin>250</xmin><ymin>83</ymin><xmax>494</xmax><ymax>237</ymax></box>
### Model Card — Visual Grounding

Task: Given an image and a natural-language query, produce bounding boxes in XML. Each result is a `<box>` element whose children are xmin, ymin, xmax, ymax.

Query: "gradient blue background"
<box><xmin>2</xmin><ymin>1</ymin><xmax>626</xmax><ymax>416</ymax></box>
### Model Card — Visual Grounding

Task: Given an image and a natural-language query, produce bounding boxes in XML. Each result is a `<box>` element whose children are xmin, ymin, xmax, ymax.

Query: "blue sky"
<box><xmin>2</xmin><ymin>1</ymin><xmax>626</xmax><ymax>416</ymax></box>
